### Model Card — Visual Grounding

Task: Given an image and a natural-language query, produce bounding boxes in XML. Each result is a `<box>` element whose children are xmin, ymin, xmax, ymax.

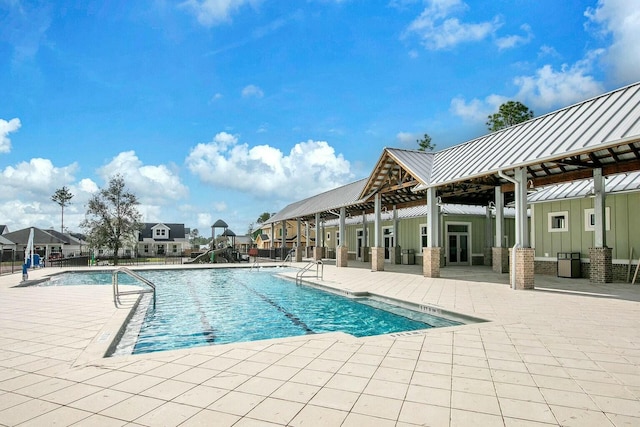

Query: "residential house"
<box><xmin>137</xmin><ymin>223</ymin><xmax>190</xmax><ymax>257</ymax></box>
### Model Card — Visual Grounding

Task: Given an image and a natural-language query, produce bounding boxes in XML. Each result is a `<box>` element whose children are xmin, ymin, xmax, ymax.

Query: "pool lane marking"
<box><xmin>239</xmin><ymin>283</ymin><xmax>315</xmax><ymax>334</ymax></box>
<box><xmin>186</xmin><ymin>280</ymin><xmax>216</xmax><ymax>343</ymax></box>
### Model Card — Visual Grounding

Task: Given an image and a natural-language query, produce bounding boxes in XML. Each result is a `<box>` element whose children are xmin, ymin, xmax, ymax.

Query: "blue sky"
<box><xmin>1</xmin><ymin>0</ymin><xmax>639</xmax><ymax>237</ymax></box>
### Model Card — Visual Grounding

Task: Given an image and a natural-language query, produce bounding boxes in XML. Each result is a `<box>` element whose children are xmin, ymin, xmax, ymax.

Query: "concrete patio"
<box><xmin>0</xmin><ymin>263</ymin><xmax>639</xmax><ymax>426</ymax></box>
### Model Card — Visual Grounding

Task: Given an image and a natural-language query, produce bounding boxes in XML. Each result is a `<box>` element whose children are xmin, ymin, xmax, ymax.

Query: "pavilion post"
<box><xmin>371</xmin><ymin>193</ymin><xmax>384</xmax><ymax>271</ymax></box>
<box><xmin>590</xmin><ymin>168</ymin><xmax>612</xmax><ymax>283</ymax></box>
<box><xmin>423</xmin><ymin>187</ymin><xmax>441</xmax><ymax>277</ymax></box>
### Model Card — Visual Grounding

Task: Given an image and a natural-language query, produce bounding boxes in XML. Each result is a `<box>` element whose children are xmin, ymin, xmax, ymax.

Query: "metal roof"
<box><xmin>268</xmin><ymin>82</ymin><xmax>640</xmax><ymax>223</ymax></box>
<box><xmin>528</xmin><ymin>171</ymin><xmax>640</xmax><ymax>203</ymax></box>
<box><xmin>417</xmin><ymin>82</ymin><xmax>640</xmax><ymax>203</ymax></box>
<box><xmin>266</xmin><ymin>179</ymin><xmax>368</xmax><ymax>224</ymax></box>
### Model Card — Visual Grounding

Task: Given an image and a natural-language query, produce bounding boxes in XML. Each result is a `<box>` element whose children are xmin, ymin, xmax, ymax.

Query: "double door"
<box><xmin>447</xmin><ymin>223</ymin><xmax>469</xmax><ymax>265</ymax></box>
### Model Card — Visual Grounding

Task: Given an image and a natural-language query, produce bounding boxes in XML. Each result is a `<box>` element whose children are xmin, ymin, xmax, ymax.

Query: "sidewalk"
<box><xmin>0</xmin><ymin>264</ymin><xmax>638</xmax><ymax>426</ymax></box>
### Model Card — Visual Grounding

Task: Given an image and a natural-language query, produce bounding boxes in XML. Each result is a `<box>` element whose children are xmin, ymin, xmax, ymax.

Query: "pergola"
<box><xmin>267</xmin><ymin>82</ymin><xmax>640</xmax><ymax>287</ymax></box>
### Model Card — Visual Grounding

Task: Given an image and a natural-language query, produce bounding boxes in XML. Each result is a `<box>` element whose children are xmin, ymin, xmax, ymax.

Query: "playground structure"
<box><xmin>188</xmin><ymin>247</ymin><xmax>238</xmax><ymax>264</ymax></box>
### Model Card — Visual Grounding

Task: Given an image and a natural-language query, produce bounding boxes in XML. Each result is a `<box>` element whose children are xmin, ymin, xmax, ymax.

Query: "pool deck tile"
<box><xmin>1</xmin><ymin>262</ymin><xmax>640</xmax><ymax>426</ymax></box>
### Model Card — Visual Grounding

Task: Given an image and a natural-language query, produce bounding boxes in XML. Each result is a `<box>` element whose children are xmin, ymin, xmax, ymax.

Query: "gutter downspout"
<box><xmin>498</xmin><ymin>170</ymin><xmax>519</xmax><ymax>290</ymax></box>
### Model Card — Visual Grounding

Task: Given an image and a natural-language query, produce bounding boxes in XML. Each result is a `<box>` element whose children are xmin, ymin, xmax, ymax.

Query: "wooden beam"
<box><xmin>501</xmin><ymin>159</ymin><xmax>640</xmax><ymax>192</ymax></box>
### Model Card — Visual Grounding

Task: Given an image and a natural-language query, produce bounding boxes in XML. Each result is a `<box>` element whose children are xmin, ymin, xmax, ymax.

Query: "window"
<box><xmin>144</xmin><ymin>244</ymin><xmax>149</xmax><ymax>253</ymax></box>
<box><xmin>336</xmin><ymin>231</ymin><xmax>340</xmax><ymax>246</ymax></box>
<box><xmin>584</xmin><ymin>207</ymin><xmax>610</xmax><ymax>231</ymax></box>
<box><xmin>548</xmin><ymin>211</ymin><xmax>569</xmax><ymax>232</ymax></box>
<box><xmin>326</xmin><ymin>232</ymin><xmax>331</xmax><ymax>241</ymax></box>
<box><xmin>154</xmin><ymin>229</ymin><xmax>167</xmax><ymax>237</ymax></box>
<box><xmin>172</xmin><ymin>245</ymin><xmax>178</xmax><ymax>253</ymax></box>
<box><xmin>420</xmin><ymin>224</ymin><xmax>428</xmax><ymax>247</ymax></box>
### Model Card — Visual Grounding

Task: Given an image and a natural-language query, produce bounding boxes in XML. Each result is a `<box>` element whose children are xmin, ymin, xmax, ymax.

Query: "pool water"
<box><xmin>48</xmin><ymin>268</ymin><xmax>464</xmax><ymax>354</ymax></box>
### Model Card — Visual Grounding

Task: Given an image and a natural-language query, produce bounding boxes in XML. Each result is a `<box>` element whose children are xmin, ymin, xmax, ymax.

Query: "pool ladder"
<box><xmin>112</xmin><ymin>267</ymin><xmax>156</xmax><ymax>310</ymax></box>
<box><xmin>296</xmin><ymin>260</ymin><xmax>323</xmax><ymax>285</ymax></box>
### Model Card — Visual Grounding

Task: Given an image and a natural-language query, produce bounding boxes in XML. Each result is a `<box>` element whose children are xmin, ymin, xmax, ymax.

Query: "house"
<box><xmin>0</xmin><ymin>225</ymin><xmax>9</xmax><ymax>235</ymax></box>
<box><xmin>2</xmin><ymin>227</ymin><xmax>86</xmax><ymax>259</ymax></box>
<box><xmin>137</xmin><ymin>223</ymin><xmax>190</xmax><ymax>257</ymax></box>
<box><xmin>256</xmin><ymin>219</ymin><xmax>315</xmax><ymax>249</ymax></box>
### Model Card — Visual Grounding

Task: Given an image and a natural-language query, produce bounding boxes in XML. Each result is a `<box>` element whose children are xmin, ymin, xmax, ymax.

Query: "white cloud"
<box><xmin>97</xmin><ymin>151</ymin><xmax>189</xmax><ymax>205</ymax></box>
<box><xmin>404</xmin><ymin>0</ymin><xmax>500</xmax><ymax>50</ymax></box>
<box><xmin>396</xmin><ymin>132</ymin><xmax>416</xmax><ymax>145</ymax></box>
<box><xmin>241</xmin><ymin>84</ymin><xmax>264</xmax><ymax>98</ymax></box>
<box><xmin>0</xmin><ymin>118</ymin><xmax>21</xmax><ymax>153</ymax></box>
<box><xmin>186</xmin><ymin>133</ymin><xmax>354</xmax><ymax>201</ymax></box>
<box><xmin>495</xmin><ymin>24</ymin><xmax>533</xmax><ymax>50</ymax></box>
<box><xmin>450</xmin><ymin>93</ymin><xmax>507</xmax><ymax>122</ymax></box>
<box><xmin>585</xmin><ymin>0</ymin><xmax>640</xmax><ymax>84</ymax></box>
<box><xmin>197</xmin><ymin>213</ymin><xmax>213</xmax><ymax>230</ymax></box>
<box><xmin>0</xmin><ymin>158</ymin><xmax>78</xmax><ymax>198</ymax></box>
<box><xmin>179</xmin><ymin>0</ymin><xmax>260</xmax><ymax>27</ymax></box>
<box><xmin>514</xmin><ymin>52</ymin><xmax>605</xmax><ymax>110</ymax></box>
<box><xmin>0</xmin><ymin>157</ymin><xmax>90</xmax><ymax>231</ymax></box>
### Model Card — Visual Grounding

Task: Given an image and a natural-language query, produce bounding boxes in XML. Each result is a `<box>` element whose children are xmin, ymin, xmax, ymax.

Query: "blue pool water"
<box><xmin>47</xmin><ymin>268</ymin><xmax>464</xmax><ymax>354</ymax></box>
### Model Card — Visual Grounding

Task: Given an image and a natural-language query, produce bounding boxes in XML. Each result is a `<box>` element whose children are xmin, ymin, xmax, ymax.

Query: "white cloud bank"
<box><xmin>97</xmin><ymin>151</ymin><xmax>189</xmax><ymax>205</ymax></box>
<box><xmin>186</xmin><ymin>132</ymin><xmax>354</xmax><ymax>201</ymax></box>
<box><xmin>585</xmin><ymin>0</ymin><xmax>640</xmax><ymax>85</ymax></box>
<box><xmin>403</xmin><ymin>0</ymin><xmax>501</xmax><ymax>50</ymax></box>
<box><xmin>180</xmin><ymin>0</ymin><xmax>261</xmax><ymax>27</ymax></box>
<box><xmin>0</xmin><ymin>118</ymin><xmax>21</xmax><ymax>153</ymax></box>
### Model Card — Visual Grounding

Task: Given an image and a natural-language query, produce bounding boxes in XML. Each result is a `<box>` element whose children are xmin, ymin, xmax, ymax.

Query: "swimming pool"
<box><xmin>47</xmin><ymin>268</ymin><xmax>465</xmax><ymax>355</ymax></box>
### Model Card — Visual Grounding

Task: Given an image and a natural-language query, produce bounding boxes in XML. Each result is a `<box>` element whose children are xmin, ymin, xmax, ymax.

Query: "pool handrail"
<box><xmin>296</xmin><ymin>260</ymin><xmax>323</xmax><ymax>285</ymax></box>
<box><xmin>112</xmin><ymin>267</ymin><xmax>156</xmax><ymax>310</ymax></box>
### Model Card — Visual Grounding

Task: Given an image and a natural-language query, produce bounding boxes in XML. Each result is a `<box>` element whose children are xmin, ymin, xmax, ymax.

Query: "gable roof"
<box><xmin>138</xmin><ymin>223</ymin><xmax>187</xmax><ymax>241</ymax></box>
<box><xmin>3</xmin><ymin>228</ymin><xmax>67</xmax><ymax>245</ymax></box>
<box><xmin>267</xmin><ymin>82</ymin><xmax>640</xmax><ymax>223</ymax></box>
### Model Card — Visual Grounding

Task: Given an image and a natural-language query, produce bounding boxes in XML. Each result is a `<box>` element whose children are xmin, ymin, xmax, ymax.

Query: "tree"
<box><xmin>486</xmin><ymin>101</ymin><xmax>534</xmax><ymax>132</ymax></box>
<box><xmin>417</xmin><ymin>133</ymin><xmax>435</xmax><ymax>151</ymax></box>
<box><xmin>80</xmin><ymin>175</ymin><xmax>142</xmax><ymax>265</ymax></box>
<box><xmin>256</xmin><ymin>212</ymin><xmax>272</xmax><ymax>223</ymax></box>
<box><xmin>51</xmin><ymin>186</ymin><xmax>74</xmax><ymax>232</ymax></box>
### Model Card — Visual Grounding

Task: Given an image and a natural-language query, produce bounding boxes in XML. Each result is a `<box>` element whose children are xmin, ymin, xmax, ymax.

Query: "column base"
<box><xmin>371</xmin><ymin>247</ymin><xmax>384</xmax><ymax>271</ymax></box>
<box><xmin>295</xmin><ymin>245</ymin><xmax>303</xmax><ymax>262</ymax></box>
<box><xmin>492</xmin><ymin>247</ymin><xmax>509</xmax><ymax>273</ymax></box>
<box><xmin>422</xmin><ymin>247</ymin><xmax>441</xmax><ymax>278</ymax></box>
<box><xmin>313</xmin><ymin>247</ymin><xmax>323</xmax><ymax>261</ymax></box>
<box><xmin>589</xmin><ymin>247</ymin><xmax>612</xmax><ymax>284</ymax></box>
<box><xmin>336</xmin><ymin>246</ymin><xmax>349</xmax><ymax>268</ymax></box>
<box><xmin>361</xmin><ymin>247</ymin><xmax>369</xmax><ymax>263</ymax></box>
<box><xmin>510</xmin><ymin>248</ymin><xmax>535</xmax><ymax>290</ymax></box>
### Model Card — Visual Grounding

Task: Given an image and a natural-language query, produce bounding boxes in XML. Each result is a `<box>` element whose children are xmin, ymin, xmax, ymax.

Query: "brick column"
<box><xmin>484</xmin><ymin>247</ymin><xmax>493</xmax><ymax>266</ymax></box>
<box><xmin>423</xmin><ymin>247</ymin><xmax>441</xmax><ymax>278</ymax></box>
<box><xmin>313</xmin><ymin>247</ymin><xmax>323</xmax><ymax>261</ymax></box>
<box><xmin>510</xmin><ymin>248</ymin><xmax>534</xmax><ymax>289</ymax></box>
<box><xmin>492</xmin><ymin>247</ymin><xmax>509</xmax><ymax>273</ymax></box>
<box><xmin>295</xmin><ymin>245</ymin><xmax>303</xmax><ymax>262</ymax></box>
<box><xmin>391</xmin><ymin>246</ymin><xmax>401</xmax><ymax>265</ymax></box>
<box><xmin>589</xmin><ymin>247</ymin><xmax>612</xmax><ymax>284</ymax></box>
<box><xmin>371</xmin><ymin>247</ymin><xmax>384</xmax><ymax>271</ymax></box>
<box><xmin>336</xmin><ymin>246</ymin><xmax>349</xmax><ymax>268</ymax></box>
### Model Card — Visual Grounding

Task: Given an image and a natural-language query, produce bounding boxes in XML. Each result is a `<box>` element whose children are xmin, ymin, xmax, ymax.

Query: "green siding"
<box><xmin>533</xmin><ymin>192</ymin><xmax>640</xmax><ymax>260</ymax></box>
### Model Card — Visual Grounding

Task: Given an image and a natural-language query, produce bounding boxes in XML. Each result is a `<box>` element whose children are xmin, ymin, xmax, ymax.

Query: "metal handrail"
<box><xmin>281</xmin><ymin>249</ymin><xmax>295</xmax><ymax>266</ymax></box>
<box><xmin>296</xmin><ymin>260</ymin><xmax>323</xmax><ymax>285</ymax></box>
<box><xmin>112</xmin><ymin>267</ymin><xmax>156</xmax><ymax>309</ymax></box>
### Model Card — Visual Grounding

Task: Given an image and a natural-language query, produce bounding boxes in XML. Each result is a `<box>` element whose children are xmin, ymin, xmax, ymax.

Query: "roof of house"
<box><xmin>3</xmin><ymin>228</ymin><xmax>67</xmax><ymax>245</ymax></box>
<box><xmin>0</xmin><ymin>235</ymin><xmax>14</xmax><ymax>245</ymax></box>
<box><xmin>138</xmin><ymin>223</ymin><xmax>187</xmax><ymax>241</ymax></box>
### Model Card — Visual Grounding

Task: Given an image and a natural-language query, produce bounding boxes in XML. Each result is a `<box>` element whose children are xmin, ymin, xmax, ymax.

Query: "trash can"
<box><xmin>402</xmin><ymin>249</ymin><xmax>415</xmax><ymax>265</ymax></box>
<box><xmin>557</xmin><ymin>252</ymin><xmax>581</xmax><ymax>278</ymax></box>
